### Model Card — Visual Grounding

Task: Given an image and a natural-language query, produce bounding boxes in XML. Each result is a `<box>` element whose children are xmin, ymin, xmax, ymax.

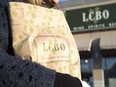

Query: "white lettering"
<box><xmin>103</xmin><ymin>10</ymin><xmax>109</xmax><ymax>19</ymax></box>
<box><xmin>82</xmin><ymin>13</ymin><xmax>88</xmax><ymax>22</ymax></box>
<box><xmin>82</xmin><ymin>9</ymin><xmax>110</xmax><ymax>22</ymax></box>
<box><xmin>96</xmin><ymin>11</ymin><xmax>102</xmax><ymax>21</ymax></box>
<box><xmin>88</xmin><ymin>24</ymin><xmax>105</xmax><ymax>29</ymax></box>
<box><xmin>89</xmin><ymin>11</ymin><xmax>94</xmax><ymax>21</ymax></box>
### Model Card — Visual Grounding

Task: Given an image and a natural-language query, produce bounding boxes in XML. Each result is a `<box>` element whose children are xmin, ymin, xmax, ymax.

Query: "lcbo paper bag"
<box><xmin>9</xmin><ymin>2</ymin><xmax>81</xmax><ymax>79</ymax></box>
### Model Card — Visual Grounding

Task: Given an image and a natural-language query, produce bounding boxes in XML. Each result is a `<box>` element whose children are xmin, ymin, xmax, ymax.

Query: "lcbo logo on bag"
<box><xmin>35</xmin><ymin>37</ymin><xmax>70</xmax><ymax>62</ymax></box>
<box><xmin>43</xmin><ymin>42</ymin><xmax>66</xmax><ymax>52</ymax></box>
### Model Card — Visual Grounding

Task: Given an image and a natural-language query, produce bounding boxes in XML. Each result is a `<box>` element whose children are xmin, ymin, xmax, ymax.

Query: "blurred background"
<box><xmin>58</xmin><ymin>0</ymin><xmax>116</xmax><ymax>87</ymax></box>
<box><xmin>59</xmin><ymin>0</ymin><xmax>109</xmax><ymax>8</ymax></box>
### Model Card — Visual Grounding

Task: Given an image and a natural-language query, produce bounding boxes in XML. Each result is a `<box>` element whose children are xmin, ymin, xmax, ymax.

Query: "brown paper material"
<box><xmin>9</xmin><ymin>2</ymin><xmax>81</xmax><ymax>79</ymax></box>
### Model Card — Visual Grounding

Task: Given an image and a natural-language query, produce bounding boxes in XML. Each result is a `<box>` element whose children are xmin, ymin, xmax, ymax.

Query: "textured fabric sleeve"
<box><xmin>0</xmin><ymin>53</ymin><xmax>56</xmax><ymax>87</ymax></box>
<box><xmin>0</xmin><ymin>1</ymin><xmax>56</xmax><ymax>87</ymax></box>
<box><xmin>0</xmin><ymin>0</ymin><xmax>9</xmax><ymax>52</ymax></box>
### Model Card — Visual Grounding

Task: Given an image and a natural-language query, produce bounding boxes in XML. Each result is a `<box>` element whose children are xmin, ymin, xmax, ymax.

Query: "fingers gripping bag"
<box><xmin>9</xmin><ymin>2</ymin><xmax>81</xmax><ymax>79</ymax></box>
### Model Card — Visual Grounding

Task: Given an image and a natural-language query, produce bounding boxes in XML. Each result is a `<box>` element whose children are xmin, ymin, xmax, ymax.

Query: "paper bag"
<box><xmin>9</xmin><ymin>2</ymin><xmax>81</xmax><ymax>79</ymax></box>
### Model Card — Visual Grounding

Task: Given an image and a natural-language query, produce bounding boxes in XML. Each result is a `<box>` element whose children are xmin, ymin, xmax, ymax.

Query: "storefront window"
<box><xmin>81</xmin><ymin>59</ymin><xmax>93</xmax><ymax>86</ymax></box>
<box><xmin>81</xmin><ymin>57</ymin><xmax>116</xmax><ymax>87</ymax></box>
<box><xmin>81</xmin><ymin>59</ymin><xmax>92</xmax><ymax>73</ymax></box>
<box><xmin>103</xmin><ymin>57</ymin><xmax>116</xmax><ymax>87</ymax></box>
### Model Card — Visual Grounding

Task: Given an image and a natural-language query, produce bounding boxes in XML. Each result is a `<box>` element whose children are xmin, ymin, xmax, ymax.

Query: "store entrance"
<box><xmin>81</xmin><ymin>58</ymin><xmax>93</xmax><ymax>87</ymax></box>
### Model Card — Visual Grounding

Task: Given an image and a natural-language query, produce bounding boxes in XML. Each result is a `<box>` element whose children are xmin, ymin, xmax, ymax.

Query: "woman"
<box><xmin>0</xmin><ymin>0</ymin><xmax>82</xmax><ymax>87</ymax></box>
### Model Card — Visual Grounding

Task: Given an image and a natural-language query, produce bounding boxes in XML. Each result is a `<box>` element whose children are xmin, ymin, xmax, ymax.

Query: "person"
<box><xmin>23</xmin><ymin>0</ymin><xmax>58</xmax><ymax>8</ymax></box>
<box><xmin>0</xmin><ymin>0</ymin><xmax>83</xmax><ymax>87</ymax></box>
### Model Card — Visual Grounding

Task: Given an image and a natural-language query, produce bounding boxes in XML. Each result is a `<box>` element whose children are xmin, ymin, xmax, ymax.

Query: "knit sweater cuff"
<box><xmin>40</xmin><ymin>65</ymin><xmax>56</xmax><ymax>87</ymax></box>
<box><xmin>0</xmin><ymin>52</ymin><xmax>56</xmax><ymax>87</ymax></box>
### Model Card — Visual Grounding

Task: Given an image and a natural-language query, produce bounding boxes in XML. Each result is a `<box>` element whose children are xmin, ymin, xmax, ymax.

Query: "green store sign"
<box><xmin>66</xmin><ymin>2</ymin><xmax>116</xmax><ymax>32</ymax></box>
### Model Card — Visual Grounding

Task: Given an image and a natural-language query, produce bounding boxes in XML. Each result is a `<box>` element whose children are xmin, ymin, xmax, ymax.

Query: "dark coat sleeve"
<box><xmin>0</xmin><ymin>1</ymin><xmax>56</xmax><ymax>87</ymax></box>
<box><xmin>54</xmin><ymin>72</ymin><xmax>82</xmax><ymax>87</ymax></box>
<box><xmin>0</xmin><ymin>1</ymin><xmax>82</xmax><ymax>87</ymax></box>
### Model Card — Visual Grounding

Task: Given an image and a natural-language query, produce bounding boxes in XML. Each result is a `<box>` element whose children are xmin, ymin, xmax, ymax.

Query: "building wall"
<box><xmin>73</xmin><ymin>30</ymin><xmax>116</xmax><ymax>51</ymax></box>
<box><xmin>59</xmin><ymin>0</ymin><xmax>115</xmax><ymax>8</ymax></box>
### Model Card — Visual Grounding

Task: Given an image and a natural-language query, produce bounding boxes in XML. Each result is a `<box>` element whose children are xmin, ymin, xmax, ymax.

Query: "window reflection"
<box><xmin>81</xmin><ymin>59</ymin><xmax>93</xmax><ymax>86</ymax></box>
<box><xmin>81</xmin><ymin>57</ymin><xmax>116</xmax><ymax>87</ymax></box>
<box><xmin>81</xmin><ymin>59</ymin><xmax>92</xmax><ymax>73</ymax></box>
<box><xmin>104</xmin><ymin>57</ymin><xmax>116</xmax><ymax>70</ymax></box>
<box><xmin>103</xmin><ymin>57</ymin><xmax>116</xmax><ymax>87</ymax></box>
